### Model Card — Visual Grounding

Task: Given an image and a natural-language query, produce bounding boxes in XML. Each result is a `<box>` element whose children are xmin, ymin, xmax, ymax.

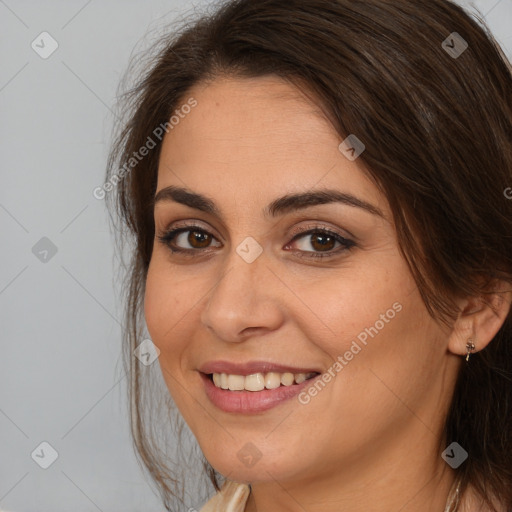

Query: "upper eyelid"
<box><xmin>159</xmin><ymin>222</ymin><xmax>347</xmax><ymax>238</ymax></box>
<box><xmin>157</xmin><ymin>217</ymin><xmax>356</xmax><ymax>241</ymax></box>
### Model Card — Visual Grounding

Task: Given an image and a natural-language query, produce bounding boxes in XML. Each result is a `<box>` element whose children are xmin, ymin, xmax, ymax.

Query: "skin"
<box><xmin>144</xmin><ymin>75</ymin><xmax>511</xmax><ymax>512</ymax></box>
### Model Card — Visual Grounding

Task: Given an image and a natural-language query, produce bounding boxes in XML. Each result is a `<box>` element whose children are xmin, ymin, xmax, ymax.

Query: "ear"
<box><xmin>447</xmin><ymin>279</ymin><xmax>512</xmax><ymax>357</ymax></box>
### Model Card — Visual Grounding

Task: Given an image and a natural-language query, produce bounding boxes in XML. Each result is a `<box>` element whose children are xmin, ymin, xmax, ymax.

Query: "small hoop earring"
<box><xmin>465</xmin><ymin>339</ymin><xmax>475</xmax><ymax>362</ymax></box>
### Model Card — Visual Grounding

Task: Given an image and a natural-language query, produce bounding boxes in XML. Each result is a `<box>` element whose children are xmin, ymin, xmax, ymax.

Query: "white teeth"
<box><xmin>264</xmin><ymin>372</ymin><xmax>281</xmax><ymax>390</ymax></box>
<box><xmin>227</xmin><ymin>374</ymin><xmax>245</xmax><ymax>391</ymax></box>
<box><xmin>244</xmin><ymin>373</ymin><xmax>265</xmax><ymax>391</ymax></box>
<box><xmin>211</xmin><ymin>371</ymin><xmax>317</xmax><ymax>391</ymax></box>
<box><xmin>280</xmin><ymin>372</ymin><xmax>294</xmax><ymax>386</ymax></box>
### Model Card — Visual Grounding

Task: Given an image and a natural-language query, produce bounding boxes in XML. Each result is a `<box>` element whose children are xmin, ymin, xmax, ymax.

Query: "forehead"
<box><xmin>161</xmin><ymin>75</ymin><xmax>337</xmax><ymax>162</ymax></box>
<box><xmin>155</xmin><ymin>75</ymin><xmax>385</xmax><ymax>220</ymax></box>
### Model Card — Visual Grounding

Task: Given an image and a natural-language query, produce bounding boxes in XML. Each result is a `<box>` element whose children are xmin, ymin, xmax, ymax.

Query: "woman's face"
<box><xmin>144</xmin><ymin>75</ymin><xmax>458</xmax><ymax>488</ymax></box>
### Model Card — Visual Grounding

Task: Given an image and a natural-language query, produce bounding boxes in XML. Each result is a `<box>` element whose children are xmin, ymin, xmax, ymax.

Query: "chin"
<box><xmin>206</xmin><ymin>446</ymin><xmax>308</xmax><ymax>485</ymax></box>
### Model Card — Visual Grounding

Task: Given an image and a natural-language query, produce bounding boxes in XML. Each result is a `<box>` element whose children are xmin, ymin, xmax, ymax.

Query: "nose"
<box><xmin>200</xmin><ymin>248</ymin><xmax>284</xmax><ymax>343</ymax></box>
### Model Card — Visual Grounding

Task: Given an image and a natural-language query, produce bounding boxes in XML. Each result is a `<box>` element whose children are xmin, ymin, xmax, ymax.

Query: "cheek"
<box><xmin>294</xmin><ymin>262</ymin><xmax>432</xmax><ymax>409</ymax></box>
<box><xmin>144</xmin><ymin>262</ymin><xmax>184</xmax><ymax>353</ymax></box>
<box><xmin>294</xmin><ymin>264</ymin><xmax>407</xmax><ymax>360</ymax></box>
<box><xmin>144</xmin><ymin>264</ymin><xmax>194</xmax><ymax>408</ymax></box>
<box><xmin>144</xmin><ymin>271</ymin><xmax>164</xmax><ymax>346</ymax></box>
<box><xmin>326</xmin><ymin>289</ymin><xmax>439</xmax><ymax>426</ymax></box>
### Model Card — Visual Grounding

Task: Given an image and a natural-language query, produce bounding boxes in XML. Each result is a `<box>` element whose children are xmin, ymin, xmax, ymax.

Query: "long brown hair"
<box><xmin>105</xmin><ymin>0</ymin><xmax>512</xmax><ymax>509</ymax></box>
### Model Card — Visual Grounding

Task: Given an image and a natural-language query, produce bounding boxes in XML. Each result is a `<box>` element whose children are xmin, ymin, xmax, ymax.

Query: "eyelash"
<box><xmin>156</xmin><ymin>222</ymin><xmax>356</xmax><ymax>260</ymax></box>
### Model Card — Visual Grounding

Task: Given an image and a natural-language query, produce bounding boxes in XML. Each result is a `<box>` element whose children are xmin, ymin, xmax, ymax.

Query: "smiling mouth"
<box><xmin>207</xmin><ymin>371</ymin><xmax>319</xmax><ymax>392</ymax></box>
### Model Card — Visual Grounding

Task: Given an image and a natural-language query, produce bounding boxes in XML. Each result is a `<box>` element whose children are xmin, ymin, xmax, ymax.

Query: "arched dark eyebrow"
<box><xmin>153</xmin><ymin>185</ymin><xmax>385</xmax><ymax>220</ymax></box>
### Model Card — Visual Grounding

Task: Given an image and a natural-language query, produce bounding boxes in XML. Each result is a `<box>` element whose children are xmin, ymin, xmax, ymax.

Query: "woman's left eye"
<box><xmin>286</xmin><ymin>228</ymin><xmax>355</xmax><ymax>258</ymax></box>
<box><xmin>157</xmin><ymin>225</ymin><xmax>355</xmax><ymax>259</ymax></box>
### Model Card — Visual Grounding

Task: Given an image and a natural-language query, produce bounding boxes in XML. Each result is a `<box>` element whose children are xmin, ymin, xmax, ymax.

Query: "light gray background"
<box><xmin>1</xmin><ymin>1</ymin><xmax>511</xmax><ymax>511</ymax></box>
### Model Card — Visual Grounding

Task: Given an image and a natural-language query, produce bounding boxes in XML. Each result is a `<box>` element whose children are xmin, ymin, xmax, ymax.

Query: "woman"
<box><xmin>105</xmin><ymin>0</ymin><xmax>512</xmax><ymax>510</ymax></box>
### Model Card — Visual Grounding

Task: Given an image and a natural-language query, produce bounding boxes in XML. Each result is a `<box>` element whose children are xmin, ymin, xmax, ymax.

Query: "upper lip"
<box><xmin>198</xmin><ymin>360</ymin><xmax>321</xmax><ymax>376</ymax></box>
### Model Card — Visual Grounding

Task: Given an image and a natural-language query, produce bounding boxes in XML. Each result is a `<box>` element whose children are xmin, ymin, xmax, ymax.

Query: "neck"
<box><xmin>244</xmin><ymin>429</ymin><xmax>457</xmax><ymax>512</ymax></box>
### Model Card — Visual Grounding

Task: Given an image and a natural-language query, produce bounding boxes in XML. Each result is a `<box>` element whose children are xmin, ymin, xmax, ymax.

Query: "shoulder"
<box><xmin>200</xmin><ymin>479</ymin><xmax>251</xmax><ymax>512</ymax></box>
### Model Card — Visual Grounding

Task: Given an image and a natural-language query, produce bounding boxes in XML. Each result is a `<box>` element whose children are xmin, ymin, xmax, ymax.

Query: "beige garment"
<box><xmin>200</xmin><ymin>480</ymin><xmax>251</xmax><ymax>512</ymax></box>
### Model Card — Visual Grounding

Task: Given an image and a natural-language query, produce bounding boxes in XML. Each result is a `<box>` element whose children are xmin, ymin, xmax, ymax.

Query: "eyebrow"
<box><xmin>153</xmin><ymin>185</ymin><xmax>385</xmax><ymax>220</ymax></box>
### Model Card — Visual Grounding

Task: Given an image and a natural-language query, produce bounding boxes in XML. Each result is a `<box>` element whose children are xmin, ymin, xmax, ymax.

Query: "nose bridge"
<box><xmin>214</xmin><ymin>234</ymin><xmax>267</xmax><ymax>301</ymax></box>
<box><xmin>201</xmin><ymin>239</ymin><xmax>281</xmax><ymax>341</ymax></box>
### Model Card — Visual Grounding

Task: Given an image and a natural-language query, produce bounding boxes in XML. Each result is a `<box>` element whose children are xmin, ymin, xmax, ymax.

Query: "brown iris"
<box><xmin>188</xmin><ymin>230</ymin><xmax>211</xmax><ymax>249</ymax></box>
<box><xmin>309</xmin><ymin>233</ymin><xmax>336</xmax><ymax>252</ymax></box>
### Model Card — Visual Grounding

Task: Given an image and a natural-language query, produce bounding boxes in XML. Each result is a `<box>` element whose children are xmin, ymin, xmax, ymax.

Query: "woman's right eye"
<box><xmin>157</xmin><ymin>226</ymin><xmax>222</xmax><ymax>254</ymax></box>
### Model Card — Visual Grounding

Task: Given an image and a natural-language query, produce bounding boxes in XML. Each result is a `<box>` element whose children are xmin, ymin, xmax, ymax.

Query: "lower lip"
<box><xmin>200</xmin><ymin>372</ymin><xmax>319</xmax><ymax>414</ymax></box>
